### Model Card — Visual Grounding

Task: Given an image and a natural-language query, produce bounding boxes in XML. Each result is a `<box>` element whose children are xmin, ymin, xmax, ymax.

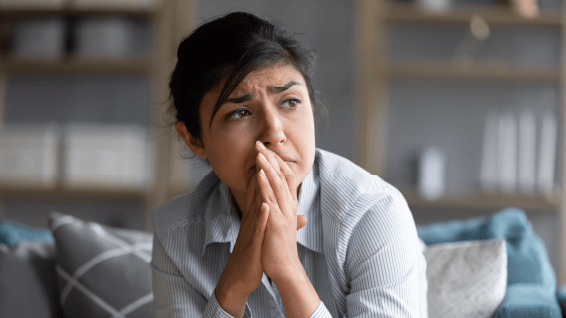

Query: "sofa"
<box><xmin>0</xmin><ymin>208</ymin><xmax>564</xmax><ymax>318</ymax></box>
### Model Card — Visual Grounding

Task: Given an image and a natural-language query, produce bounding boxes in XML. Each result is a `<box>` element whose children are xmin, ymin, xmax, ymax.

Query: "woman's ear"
<box><xmin>175</xmin><ymin>121</ymin><xmax>207</xmax><ymax>159</ymax></box>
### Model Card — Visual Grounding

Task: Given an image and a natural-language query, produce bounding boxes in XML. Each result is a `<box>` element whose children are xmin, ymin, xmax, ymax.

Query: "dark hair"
<box><xmin>168</xmin><ymin>11</ymin><xmax>327</xmax><ymax>144</ymax></box>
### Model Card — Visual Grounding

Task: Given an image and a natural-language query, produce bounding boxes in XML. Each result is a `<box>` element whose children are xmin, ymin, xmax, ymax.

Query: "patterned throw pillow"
<box><xmin>424</xmin><ymin>239</ymin><xmax>507</xmax><ymax>318</ymax></box>
<box><xmin>48</xmin><ymin>212</ymin><xmax>153</xmax><ymax>318</ymax></box>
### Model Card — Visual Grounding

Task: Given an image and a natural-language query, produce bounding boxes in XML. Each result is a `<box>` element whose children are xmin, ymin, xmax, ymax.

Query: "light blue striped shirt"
<box><xmin>151</xmin><ymin>148</ymin><xmax>428</xmax><ymax>317</ymax></box>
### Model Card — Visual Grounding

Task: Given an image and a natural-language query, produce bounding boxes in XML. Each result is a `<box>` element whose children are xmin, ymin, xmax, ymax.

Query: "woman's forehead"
<box><xmin>230</xmin><ymin>65</ymin><xmax>305</xmax><ymax>95</ymax></box>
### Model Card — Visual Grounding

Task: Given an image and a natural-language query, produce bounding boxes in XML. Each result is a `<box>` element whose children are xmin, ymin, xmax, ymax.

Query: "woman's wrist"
<box><xmin>272</xmin><ymin>263</ymin><xmax>321</xmax><ymax>318</ymax></box>
<box><xmin>268</xmin><ymin>255</ymin><xmax>303</xmax><ymax>283</ymax></box>
<box><xmin>215</xmin><ymin>259</ymin><xmax>256</xmax><ymax>317</ymax></box>
<box><xmin>215</xmin><ymin>278</ymin><xmax>250</xmax><ymax>318</ymax></box>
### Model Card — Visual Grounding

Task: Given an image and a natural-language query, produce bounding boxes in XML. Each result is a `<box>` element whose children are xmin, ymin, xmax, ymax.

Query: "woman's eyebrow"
<box><xmin>270</xmin><ymin>81</ymin><xmax>302</xmax><ymax>93</ymax></box>
<box><xmin>226</xmin><ymin>94</ymin><xmax>253</xmax><ymax>104</ymax></box>
<box><xmin>224</xmin><ymin>81</ymin><xmax>302</xmax><ymax>104</ymax></box>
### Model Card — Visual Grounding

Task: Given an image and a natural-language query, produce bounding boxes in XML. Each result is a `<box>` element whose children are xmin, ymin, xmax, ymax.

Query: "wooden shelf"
<box><xmin>1</xmin><ymin>55</ymin><xmax>153</xmax><ymax>73</ymax></box>
<box><xmin>401</xmin><ymin>188</ymin><xmax>560</xmax><ymax>211</ymax></box>
<box><xmin>0</xmin><ymin>5</ymin><xmax>156</xmax><ymax>19</ymax></box>
<box><xmin>385</xmin><ymin>2</ymin><xmax>562</xmax><ymax>27</ymax></box>
<box><xmin>0</xmin><ymin>184</ymin><xmax>148</xmax><ymax>200</ymax></box>
<box><xmin>387</xmin><ymin>59</ymin><xmax>560</xmax><ymax>81</ymax></box>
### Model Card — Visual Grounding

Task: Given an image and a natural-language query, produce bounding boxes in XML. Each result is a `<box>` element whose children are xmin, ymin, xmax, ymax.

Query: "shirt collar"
<box><xmin>202</xmin><ymin>160</ymin><xmax>323</xmax><ymax>256</ymax></box>
<box><xmin>202</xmin><ymin>176</ymin><xmax>240</xmax><ymax>256</ymax></box>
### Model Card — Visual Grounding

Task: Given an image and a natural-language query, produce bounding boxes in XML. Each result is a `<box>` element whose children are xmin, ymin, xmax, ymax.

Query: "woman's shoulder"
<box><xmin>151</xmin><ymin>170</ymin><xmax>221</xmax><ymax>236</ymax></box>
<box><xmin>314</xmin><ymin>148</ymin><xmax>408</xmax><ymax>221</ymax></box>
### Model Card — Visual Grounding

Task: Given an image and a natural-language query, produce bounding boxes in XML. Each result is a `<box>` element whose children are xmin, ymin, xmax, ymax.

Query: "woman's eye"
<box><xmin>227</xmin><ymin>108</ymin><xmax>251</xmax><ymax>120</ymax></box>
<box><xmin>282</xmin><ymin>98</ymin><xmax>302</xmax><ymax>109</ymax></box>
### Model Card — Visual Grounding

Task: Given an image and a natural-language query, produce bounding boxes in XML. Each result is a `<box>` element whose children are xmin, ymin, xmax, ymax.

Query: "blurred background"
<box><xmin>0</xmin><ymin>0</ymin><xmax>564</xmax><ymax>283</ymax></box>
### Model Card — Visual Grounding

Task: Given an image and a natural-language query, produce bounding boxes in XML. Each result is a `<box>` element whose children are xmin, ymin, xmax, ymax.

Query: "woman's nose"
<box><xmin>259</xmin><ymin>107</ymin><xmax>286</xmax><ymax>146</ymax></box>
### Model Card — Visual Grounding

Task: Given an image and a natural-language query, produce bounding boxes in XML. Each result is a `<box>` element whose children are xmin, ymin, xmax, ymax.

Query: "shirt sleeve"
<box><xmin>151</xmin><ymin>235</ymin><xmax>252</xmax><ymax>318</ymax></box>
<box><xmin>309</xmin><ymin>301</ymin><xmax>333</xmax><ymax>318</ymax></box>
<box><xmin>343</xmin><ymin>194</ymin><xmax>427</xmax><ymax>318</ymax></box>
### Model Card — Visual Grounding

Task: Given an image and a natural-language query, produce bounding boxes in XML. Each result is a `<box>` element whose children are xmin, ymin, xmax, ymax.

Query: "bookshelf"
<box><xmin>355</xmin><ymin>0</ymin><xmax>566</xmax><ymax>283</ymax></box>
<box><xmin>0</xmin><ymin>0</ymin><xmax>197</xmax><ymax>231</ymax></box>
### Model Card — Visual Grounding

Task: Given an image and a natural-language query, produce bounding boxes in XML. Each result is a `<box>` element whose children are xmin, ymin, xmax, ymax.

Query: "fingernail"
<box><xmin>259</xmin><ymin>169</ymin><xmax>266</xmax><ymax>177</ymax></box>
<box><xmin>256</xmin><ymin>140</ymin><xmax>266</xmax><ymax>150</ymax></box>
<box><xmin>258</xmin><ymin>152</ymin><xmax>267</xmax><ymax>162</ymax></box>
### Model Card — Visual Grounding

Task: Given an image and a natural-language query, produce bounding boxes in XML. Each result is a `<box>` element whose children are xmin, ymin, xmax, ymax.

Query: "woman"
<box><xmin>151</xmin><ymin>11</ymin><xmax>428</xmax><ymax>318</ymax></box>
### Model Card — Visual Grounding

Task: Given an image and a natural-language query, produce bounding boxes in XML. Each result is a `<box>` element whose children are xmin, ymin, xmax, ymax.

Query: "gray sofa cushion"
<box><xmin>0</xmin><ymin>242</ymin><xmax>62</xmax><ymax>318</ymax></box>
<box><xmin>49</xmin><ymin>212</ymin><xmax>153</xmax><ymax>318</ymax></box>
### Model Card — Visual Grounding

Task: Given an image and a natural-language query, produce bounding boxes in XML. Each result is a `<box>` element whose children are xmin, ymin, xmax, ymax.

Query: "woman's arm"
<box><xmin>255</xmin><ymin>142</ymin><xmax>329</xmax><ymax>318</ymax></box>
<box><xmin>214</xmin><ymin>170</ymin><xmax>269</xmax><ymax>317</ymax></box>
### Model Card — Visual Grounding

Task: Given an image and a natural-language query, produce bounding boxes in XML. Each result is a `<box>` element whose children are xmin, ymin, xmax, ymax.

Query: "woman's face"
<box><xmin>184</xmin><ymin>64</ymin><xmax>316</xmax><ymax>206</ymax></box>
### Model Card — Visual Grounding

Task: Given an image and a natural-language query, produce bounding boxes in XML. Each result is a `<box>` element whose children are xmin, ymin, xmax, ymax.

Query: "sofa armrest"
<box><xmin>494</xmin><ymin>284</ymin><xmax>561</xmax><ymax>318</ymax></box>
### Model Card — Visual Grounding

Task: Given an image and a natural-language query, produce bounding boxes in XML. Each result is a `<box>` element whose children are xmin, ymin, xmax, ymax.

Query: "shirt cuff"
<box><xmin>309</xmin><ymin>300</ymin><xmax>332</xmax><ymax>318</ymax></box>
<box><xmin>204</xmin><ymin>290</ymin><xmax>252</xmax><ymax>318</ymax></box>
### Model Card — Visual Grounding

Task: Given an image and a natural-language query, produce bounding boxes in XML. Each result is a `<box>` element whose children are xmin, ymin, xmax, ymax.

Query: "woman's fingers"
<box><xmin>256</xmin><ymin>153</ymin><xmax>289</xmax><ymax>212</ymax></box>
<box><xmin>274</xmin><ymin>155</ymin><xmax>298</xmax><ymax>201</ymax></box>
<box><xmin>255</xmin><ymin>203</ymin><xmax>270</xmax><ymax>237</ymax></box>
<box><xmin>255</xmin><ymin>141</ymin><xmax>282</xmax><ymax>176</ymax></box>
<box><xmin>245</xmin><ymin>171</ymin><xmax>258</xmax><ymax>213</ymax></box>
<box><xmin>296</xmin><ymin>215</ymin><xmax>308</xmax><ymax>230</ymax></box>
<box><xmin>255</xmin><ymin>142</ymin><xmax>288</xmax><ymax>193</ymax></box>
<box><xmin>257</xmin><ymin>168</ymin><xmax>279</xmax><ymax>209</ymax></box>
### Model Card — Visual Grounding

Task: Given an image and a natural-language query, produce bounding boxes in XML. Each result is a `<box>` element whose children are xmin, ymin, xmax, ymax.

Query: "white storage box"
<box><xmin>0</xmin><ymin>124</ymin><xmax>60</xmax><ymax>188</ymax></box>
<box><xmin>12</xmin><ymin>18</ymin><xmax>66</xmax><ymax>59</ymax></box>
<box><xmin>62</xmin><ymin>124</ymin><xmax>154</xmax><ymax>190</ymax></box>
<box><xmin>74</xmin><ymin>17</ymin><xmax>136</xmax><ymax>58</ymax></box>
<box><xmin>0</xmin><ymin>0</ymin><xmax>65</xmax><ymax>9</ymax></box>
<box><xmin>71</xmin><ymin>0</ymin><xmax>158</xmax><ymax>10</ymax></box>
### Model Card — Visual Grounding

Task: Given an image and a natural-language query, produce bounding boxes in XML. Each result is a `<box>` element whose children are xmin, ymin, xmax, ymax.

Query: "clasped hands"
<box><xmin>217</xmin><ymin>141</ymin><xmax>308</xmax><ymax>301</ymax></box>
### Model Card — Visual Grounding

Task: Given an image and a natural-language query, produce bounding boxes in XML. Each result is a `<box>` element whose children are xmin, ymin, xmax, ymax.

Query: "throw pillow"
<box><xmin>0</xmin><ymin>242</ymin><xmax>62</xmax><ymax>318</ymax></box>
<box><xmin>48</xmin><ymin>212</ymin><xmax>153</xmax><ymax>318</ymax></box>
<box><xmin>424</xmin><ymin>238</ymin><xmax>507</xmax><ymax>318</ymax></box>
<box><xmin>417</xmin><ymin>208</ymin><xmax>561</xmax><ymax>318</ymax></box>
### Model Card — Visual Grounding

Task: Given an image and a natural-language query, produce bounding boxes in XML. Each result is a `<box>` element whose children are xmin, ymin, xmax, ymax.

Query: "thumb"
<box><xmin>296</xmin><ymin>215</ymin><xmax>308</xmax><ymax>230</ymax></box>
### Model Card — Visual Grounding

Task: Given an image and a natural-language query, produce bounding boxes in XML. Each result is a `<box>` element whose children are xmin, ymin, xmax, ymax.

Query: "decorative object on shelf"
<box><xmin>416</xmin><ymin>0</ymin><xmax>452</xmax><ymax>14</ymax></box>
<box><xmin>499</xmin><ymin>0</ymin><xmax>540</xmax><ymax>19</ymax></box>
<box><xmin>498</xmin><ymin>110</ymin><xmax>518</xmax><ymax>194</ymax></box>
<box><xmin>453</xmin><ymin>15</ymin><xmax>490</xmax><ymax>70</ymax></box>
<box><xmin>0</xmin><ymin>123</ymin><xmax>60</xmax><ymax>188</ymax></box>
<box><xmin>480</xmin><ymin>110</ymin><xmax>499</xmax><ymax>192</ymax></box>
<box><xmin>12</xmin><ymin>18</ymin><xmax>66</xmax><ymax>60</ymax></box>
<box><xmin>481</xmin><ymin>106</ymin><xmax>557</xmax><ymax>196</ymax></box>
<box><xmin>0</xmin><ymin>0</ymin><xmax>64</xmax><ymax>9</ymax></box>
<box><xmin>71</xmin><ymin>0</ymin><xmax>158</xmax><ymax>9</ymax></box>
<box><xmin>537</xmin><ymin>109</ymin><xmax>557</xmax><ymax>195</ymax></box>
<box><xmin>75</xmin><ymin>17</ymin><xmax>137</xmax><ymax>58</ymax></box>
<box><xmin>417</xmin><ymin>145</ymin><xmax>446</xmax><ymax>201</ymax></box>
<box><xmin>518</xmin><ymin>108</ymin><xmax>536</xmax><ymax>194</ymax></box>
<box><xmin>62</xmin><ymin>123</ymin><xmax>154</xmax><ymax>190</ymax></box>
